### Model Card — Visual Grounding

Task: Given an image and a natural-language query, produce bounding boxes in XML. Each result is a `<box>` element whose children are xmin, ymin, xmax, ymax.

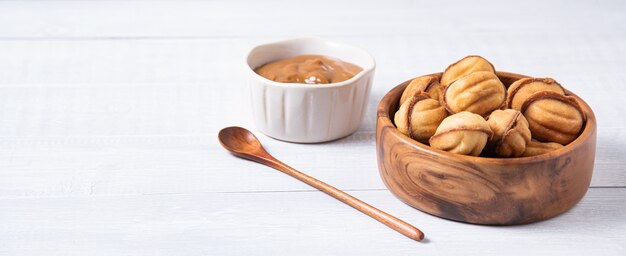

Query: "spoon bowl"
<box><xmin>218</xmin><ymin>126</ymin><xmax>264</xmax><ymax>156</ymax></box>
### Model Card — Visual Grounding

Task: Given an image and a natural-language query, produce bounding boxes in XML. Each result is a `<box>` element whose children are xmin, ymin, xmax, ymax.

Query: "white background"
<box><xmin>0</xmin><ymin>0</ymin><xmax>625</xmax><ymax>255</ymax></box>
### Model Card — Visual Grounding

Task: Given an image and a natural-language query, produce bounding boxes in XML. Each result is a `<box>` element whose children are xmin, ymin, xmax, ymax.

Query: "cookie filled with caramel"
<box><xmin>521</xmin><ymin>91</ymin><xmax>585</xmax><ymax>145</ymax></box>
<box><xmin>395</xmin><ymin>92</ymin><xmax>448</xmax><ymax>144</ymax></box>
<box><xmin>487</xmin><ymin>109</ymin><xmax>532</xmax><ymax>157</ymax></box>
<box><xmin>442</xmin><ymin>71</ymin><xmax>506</xmax><ymax>117</ymax></box>
<box><xmin>393</xmin><ymin>55</ymin><xmax>586</xmax><ymax>158</ymax></box>
<box><xmin>400</xmin><ymin>74</ymin><xmax>444</xmax><ymax>104</ymax></box>
<box><xmin>440</xmin><ymin>55</ymin><xmax>495</xmax><ymax>86</ymax></box>
<box><xmin>429</xmin><ymin>111</ymin><xmax>493</xmax><ymax>156</ymax></box>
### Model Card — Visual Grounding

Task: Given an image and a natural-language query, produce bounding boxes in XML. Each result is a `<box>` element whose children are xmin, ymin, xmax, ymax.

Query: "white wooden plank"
<box><xmin>0</xmin><ymin>0</ymin><xmax>623</xmax><ymax>38</ymax></box>
<box><xmin>0</xmin><ymin>188</ymin><xmax>624</xmax><ymax>255</ymax></box>
<box><xmin>0</xmin><ymin>132</ymin><xmax>376</xmax><ymax>197</ymax></box>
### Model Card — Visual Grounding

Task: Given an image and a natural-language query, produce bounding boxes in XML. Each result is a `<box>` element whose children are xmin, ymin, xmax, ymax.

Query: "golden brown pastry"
<box><xmin>429</xmin><ymin>112</ymin><xmax>493</xmax><ymax>156</ymax></box>
<box><xmin>442</xmin><ymin>71</ymin><xmax>506</xmax><ymax>117</ymax></box>
<box><xmin>522</xmin><ymin>140</ymin><xmax>564</xmax><ymax>157</ymax></box>
<box><xmin>487</xmin><ymin>109</ymin><xmax>532</xmax><ymax>157</ymax></box>
<box><xmin>400</xmin><ymin>74</ymin><xmax>444</xmax><ymax>104</ymax></box>
<box><xmin>394</xmin><ymin>92</ymin><xmax>448</xmax><ymax>144</ymax></box>
<box><xmin>440</xmin><ymin>55</ymin><xmax>496</xmax><ymax>86</ymax></box>
<box><xmin>521</xmin><ymin>91</ymin><xmax>585</xmax><ymax>145</ymax></box>
<box><xmin>506</xmin><ymin>77</ymin><xmax>565</xmax><ymax>110</ymax></box>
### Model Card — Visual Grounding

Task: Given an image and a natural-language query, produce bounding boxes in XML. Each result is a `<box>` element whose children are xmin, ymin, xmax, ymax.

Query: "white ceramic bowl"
<box><xmin>246</xmin><ymin>37</ymin><xmax>376</xmax><ymax>143</ymax></box>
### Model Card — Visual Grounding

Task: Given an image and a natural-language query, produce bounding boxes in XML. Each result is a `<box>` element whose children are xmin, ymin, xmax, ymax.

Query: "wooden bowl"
<box><xmin>376</xmin><ymin>71</ymin><xmax>596</xmax><ymax>225</ymax></box>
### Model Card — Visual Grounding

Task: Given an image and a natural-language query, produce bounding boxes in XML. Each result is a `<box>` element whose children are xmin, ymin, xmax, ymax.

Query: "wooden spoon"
<box><xmin>218</xmin><ymin>126</ymin><xmax>424</xmax><ymax>242</ymax></box>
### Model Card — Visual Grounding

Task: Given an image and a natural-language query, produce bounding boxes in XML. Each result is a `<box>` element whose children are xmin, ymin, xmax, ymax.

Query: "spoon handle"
<box><xmin>258</xmin><ymin>152</ymin><xmax>424</xmax><ymax>241</ymax></box>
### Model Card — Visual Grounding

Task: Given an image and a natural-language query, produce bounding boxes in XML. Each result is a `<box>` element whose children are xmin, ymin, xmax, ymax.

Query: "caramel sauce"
<box><xmin>255</xmin><ymin>54</ymin><xmax>363</xmax><ymax>84</ymax></box>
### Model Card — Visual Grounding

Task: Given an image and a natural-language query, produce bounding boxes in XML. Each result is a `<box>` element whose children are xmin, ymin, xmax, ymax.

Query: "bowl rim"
<box><xmin>377</xmin><ymin>71</ymin><xmax>597</xmax><ymax>164</ymax></box>
<box><xmin>245</xmin><ymin>36</ymin><xmax>376</xmax><ymax>89</ymax></box>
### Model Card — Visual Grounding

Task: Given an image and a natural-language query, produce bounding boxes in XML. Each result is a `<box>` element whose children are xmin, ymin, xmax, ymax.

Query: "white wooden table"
<box><xmin>1</xmin><ymin>1</ymin><xmax>625</xmax><ymax>255</ymax></box>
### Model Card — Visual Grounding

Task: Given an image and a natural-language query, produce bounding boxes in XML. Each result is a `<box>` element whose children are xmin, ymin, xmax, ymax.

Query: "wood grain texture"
<box><xmin>377</xmin><ymin>72</ymin><xmax>596</xmax><ymax>224</ymax></box>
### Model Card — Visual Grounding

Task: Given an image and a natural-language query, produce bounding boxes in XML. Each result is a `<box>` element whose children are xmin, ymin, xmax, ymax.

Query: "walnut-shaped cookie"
<box><xmin>522</xmin><ymin>140</ymin><xmax>564</xmax><ymax>157</ymax></box>
<box><xmin>440</xmin><ymin>55</ymin><xmax>496</xmax><ymax>86</ymax></box>
<box><xmin>486</xmin><ymin>109</ymin><xmax>532</xmax><ymax>157</ymax></box>
<box><xmin>394</xmin><ymin>92</ymin><xmax>448</xmax><ymax>144</ymax></box>
<box><xmin>400</xmin><ymin>74</ymin><xmax>444</xmax><ymax>104</ymax></box>
<box><xmin>442</xmin><ymin>71</ymin><xmax>506</xmax><ymax>117</ymax></box>
<box><xmin>506</xmin><ymin>77</ymin><xmax>565</xmax><ymax>110</ymax></box>
<box><xmin>521</xmin><ymin>91</ymin><xmax>585</xmax><ymax>145</ymax></box>
<box><xmin>429</xmin><ymin>111</ymin><xmax>493</xmax><ymax>156</ymax></box>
